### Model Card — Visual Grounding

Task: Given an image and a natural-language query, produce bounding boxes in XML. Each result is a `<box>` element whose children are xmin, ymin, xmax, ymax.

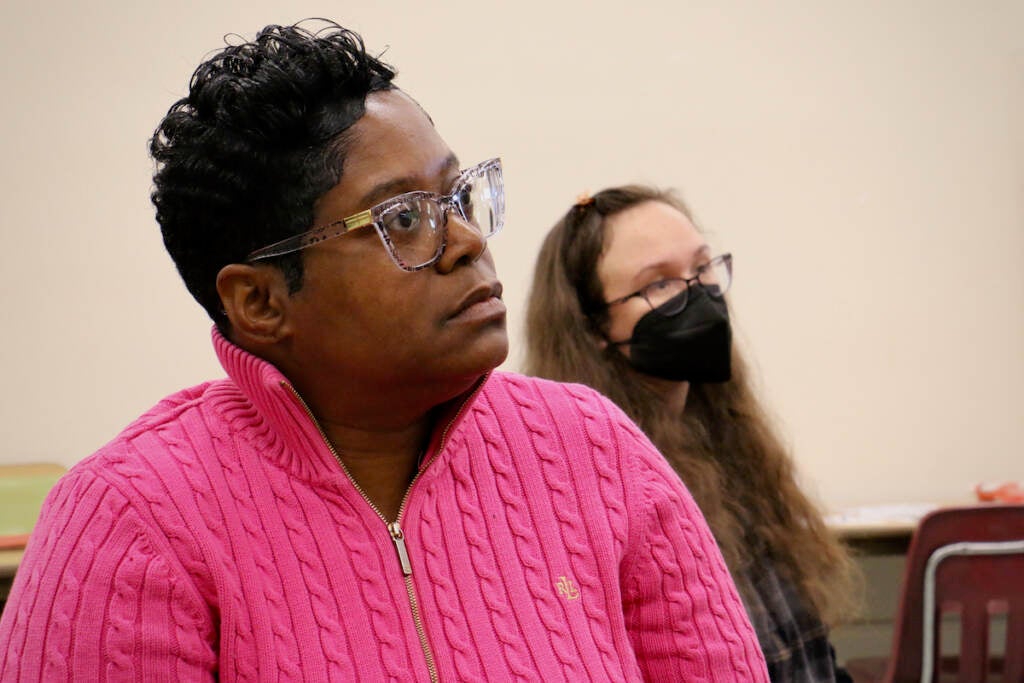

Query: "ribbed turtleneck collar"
<box><xmin>211</xmin><ymin>327</ymin><xmax>348</xmax><ymax>482</ymax></box>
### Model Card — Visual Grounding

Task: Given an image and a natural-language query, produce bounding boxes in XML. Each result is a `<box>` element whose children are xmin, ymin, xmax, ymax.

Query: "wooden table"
<box><xmin>827</xmin><ymin>502</ymin><xmax>941</xmax><ymax>554</ymax></box>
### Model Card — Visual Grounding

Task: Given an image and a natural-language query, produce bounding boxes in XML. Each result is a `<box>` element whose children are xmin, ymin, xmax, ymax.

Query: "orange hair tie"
<box><xmin>575</xmin><ymin>191</ymin><xmax>594</xmax><ymax>207</ymax></box>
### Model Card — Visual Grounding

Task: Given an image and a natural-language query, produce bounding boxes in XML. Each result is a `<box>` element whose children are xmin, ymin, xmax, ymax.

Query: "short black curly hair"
<box><xmin>150</xmin><ymin>20</ymin><xmax>396</xmax><ymax>330</ymax></box>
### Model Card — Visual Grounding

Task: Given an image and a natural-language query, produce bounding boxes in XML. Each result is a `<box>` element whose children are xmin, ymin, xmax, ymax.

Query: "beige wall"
<box><xmin>2</xmin><ymin>1</ymin><xmax>1021</xmax><ymax>512</ymax></box>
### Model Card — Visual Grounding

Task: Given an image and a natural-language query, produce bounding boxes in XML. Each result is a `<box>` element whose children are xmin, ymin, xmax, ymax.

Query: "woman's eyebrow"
<box><xmin>355</xmin><ymin>153</ymin><xmax>460</xmax><ymax>209</ymax></box>
<box><xmin>630</xmin><ymin>244</ymin><xmax>712</xmax><ymax>285</ymax></box>
<box><xmin>629</xmin><ymin>259</ymin><xmax>677</xmax><ymax>287</ymax></box>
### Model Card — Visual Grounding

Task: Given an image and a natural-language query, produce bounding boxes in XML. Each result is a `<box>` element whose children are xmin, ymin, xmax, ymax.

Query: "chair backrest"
<box><xmin>883</xmin><ymin>504</ymin><xmax>1024</xmax><ymax>683</ymax></box>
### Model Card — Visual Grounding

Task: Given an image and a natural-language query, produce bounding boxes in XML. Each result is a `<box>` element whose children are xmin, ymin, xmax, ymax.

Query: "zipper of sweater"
<box><xmin>388</xmin><ymin>521</ymin><xmax>413</xmax><ymax>574</ymax></box>
<box><xmin>283</xmin><ymin>380</ymin><xmax>488</xmax><ymax>683</ymax></box>
<box><xmin>388</xmin><ymin>519</ymin><xmax>437</xmax><ymax>681</ymax></box>
<box><xmin>388</xmin><ymin>375</ymin><xmax>487</xmax><ymax>682</ymax></box>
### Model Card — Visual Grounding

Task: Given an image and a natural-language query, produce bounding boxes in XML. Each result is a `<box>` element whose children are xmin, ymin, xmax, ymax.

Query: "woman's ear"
<box><xmin>216</xmin><ymin>264</ymin><xmax>292</xmax><ymax>345</ymax></box>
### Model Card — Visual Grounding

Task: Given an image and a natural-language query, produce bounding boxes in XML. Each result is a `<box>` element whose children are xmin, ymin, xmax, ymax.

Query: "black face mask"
<box><xmin>617</xmin><ymin>285</ymin><xmax>732</xmax><ymax>383</ymax></box>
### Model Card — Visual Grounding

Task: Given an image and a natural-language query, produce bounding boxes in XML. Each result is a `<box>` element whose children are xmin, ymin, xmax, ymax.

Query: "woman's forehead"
<box><xmin>600</xmin><ymin>202</ymin><xmax>707</xmax><ymax>278</ymax></box>
<box><xmin>313</xmin><ymin>90</ymin><xmax>457</xmax><ymax>223</ymax></box>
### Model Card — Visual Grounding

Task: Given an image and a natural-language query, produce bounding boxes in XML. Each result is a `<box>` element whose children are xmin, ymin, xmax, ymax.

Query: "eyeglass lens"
<box><xmin>650</xmin><ymin>256</ymin><xmax>732</xmax><ymax>316</ymax></box>
<box><xmin>378</xmin><ymin>162</ymin><xmax>504</xmax><ymax>270</ymax></box>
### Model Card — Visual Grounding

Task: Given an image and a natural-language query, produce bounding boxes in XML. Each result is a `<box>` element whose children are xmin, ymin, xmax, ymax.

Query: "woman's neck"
<box><xmin>644</xmin><ymin>375</ymin><xmax>690</xmax><ymax>414</ymax></box>
<box><xmin>296</xmin><ymin>373</ymin><xmax>485</xmax><ymax>521</ymax></box>
<box><xmin>321</xmin><ymin>416</ymin><xmax>433</xmax><ymax>522</ymax></box>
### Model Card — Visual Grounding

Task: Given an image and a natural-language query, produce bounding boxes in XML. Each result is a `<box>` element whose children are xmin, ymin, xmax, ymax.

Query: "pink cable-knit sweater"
<box><xmin>0</xmin><ymin>332</ymin><xmax>767</xmax><ymax>681</ymax></box>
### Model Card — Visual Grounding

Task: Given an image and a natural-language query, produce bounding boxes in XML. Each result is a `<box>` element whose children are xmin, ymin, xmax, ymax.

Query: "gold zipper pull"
<box><xmin>388</xmin><ymin>522</ymin><xmax>413</xmax><ymax>576</ymax></box>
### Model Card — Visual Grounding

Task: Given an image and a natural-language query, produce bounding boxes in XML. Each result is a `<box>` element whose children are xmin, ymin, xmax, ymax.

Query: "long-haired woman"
<box><xmin>525</xmin><ymin>185</ymin><xmax>860</xmax><ymax>682</ymax></box>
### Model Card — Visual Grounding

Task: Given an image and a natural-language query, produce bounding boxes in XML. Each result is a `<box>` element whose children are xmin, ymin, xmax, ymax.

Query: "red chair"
<box><xmin>845</xmin><ymin>504</ymin><xmax>1024</xmax><ymax>683</ymax></box>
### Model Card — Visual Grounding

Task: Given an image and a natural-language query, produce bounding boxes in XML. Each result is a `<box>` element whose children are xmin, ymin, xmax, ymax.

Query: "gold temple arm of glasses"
<box><xmin>343</xmin><ymin>209</ymin><xmax>374</xmax><ymax>231</ymax></box>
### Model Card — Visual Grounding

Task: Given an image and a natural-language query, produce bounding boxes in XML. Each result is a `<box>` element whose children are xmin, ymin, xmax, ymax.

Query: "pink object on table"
<box><xmin>976</xmin><ymin>482</ymin><xmax>1024</xmax><ymax>503</ymax></box>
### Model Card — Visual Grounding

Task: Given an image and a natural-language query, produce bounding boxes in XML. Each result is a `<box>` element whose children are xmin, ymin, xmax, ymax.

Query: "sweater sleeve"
<box><xmin>0</xmin><ymin>468</ymin><xmax>217</xmax><ymax>682</ymax></box>
<box><xmin>616</xmin><ymin>417</ymin><xmax>769</xmax><ymax>682</ymax></box>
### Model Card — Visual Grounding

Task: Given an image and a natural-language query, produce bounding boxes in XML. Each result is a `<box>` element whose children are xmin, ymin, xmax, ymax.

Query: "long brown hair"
<box><xmin>524</xmin><ymin>185</ymin><xmax>859</xmax><ymax>626</ymax></box>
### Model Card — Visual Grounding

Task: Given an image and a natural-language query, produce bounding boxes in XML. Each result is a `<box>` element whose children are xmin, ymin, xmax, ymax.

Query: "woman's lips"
<box><xmin>449</xmin><ymin>295</ymin><xmax>506</xmax><ymax>323</ymax></box>
<box><xmin>449</xmin><ymin>281</ymin><xmax>505</xmax><ymax>323</ymax></box>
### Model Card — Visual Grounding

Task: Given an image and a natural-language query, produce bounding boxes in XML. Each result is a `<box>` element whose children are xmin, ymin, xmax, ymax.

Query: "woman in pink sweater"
<box><xmin>0</xmin><ymin>20</ymin><xmax>768</xmax><ymax>681</ymax></box>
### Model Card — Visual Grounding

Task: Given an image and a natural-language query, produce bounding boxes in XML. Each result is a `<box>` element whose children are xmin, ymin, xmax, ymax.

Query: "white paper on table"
<box><xmin>825</xmin><ymin>502</ymin><xmax>940</xmax><ymax>527</ymax></box>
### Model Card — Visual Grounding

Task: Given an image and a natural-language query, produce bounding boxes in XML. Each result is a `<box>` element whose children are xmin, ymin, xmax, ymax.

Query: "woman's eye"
<box><xmin>456</xmin><ymin>185</ymin><xmax>475</xmax><ymax>218</ymax></box>
<box><xmin>384</xmin><ymin>204</ymin><xmax>421</xmax><ymax>232</ymax></box>
<box><xmin>649</xmin><ymin>280</ymin><xmax>674</xmax><ymax>292</ymax></box>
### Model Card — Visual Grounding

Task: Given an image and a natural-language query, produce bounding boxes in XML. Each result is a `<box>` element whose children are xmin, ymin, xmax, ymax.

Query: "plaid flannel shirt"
<box><xmin>741</xmin><ymin>558</ymin><xmax>852</xmax><ymax>683</ymax></box>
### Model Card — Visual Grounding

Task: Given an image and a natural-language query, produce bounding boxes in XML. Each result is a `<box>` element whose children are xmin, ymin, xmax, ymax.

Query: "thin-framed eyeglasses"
<box><xmin>604</xmin><ymin>253</ymin><xmax>732</xmax><ymax>317</ymax></box>
<box><xmin>246</xmin><ymin>157</ymin><xmax>505</xmax><ymax>271</ymax></box>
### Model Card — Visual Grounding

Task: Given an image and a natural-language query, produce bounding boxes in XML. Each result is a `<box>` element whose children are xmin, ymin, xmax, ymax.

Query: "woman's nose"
<box><xmin>433</xmin><ymin>211</ymin><xmax>487</xmax><ymax>273</ymax></box>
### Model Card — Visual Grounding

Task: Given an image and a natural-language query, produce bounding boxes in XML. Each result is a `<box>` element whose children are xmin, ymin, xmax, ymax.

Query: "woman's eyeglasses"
<box><xmin>604</xmin><ymin>253</ymin><xmax>732</xmax><ymax>316</ymax></box>
<box><xmin>246</xmin><ymin>158</ymin><xmax>505</xmax><ymax>271</ymax></box>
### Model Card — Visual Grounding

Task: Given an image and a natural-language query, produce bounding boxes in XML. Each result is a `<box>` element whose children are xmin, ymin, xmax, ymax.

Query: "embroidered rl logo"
<box><xmin>555</xmin><ymin>576</ymin><xmax>580</xmax><ymax>600</ymax></box>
